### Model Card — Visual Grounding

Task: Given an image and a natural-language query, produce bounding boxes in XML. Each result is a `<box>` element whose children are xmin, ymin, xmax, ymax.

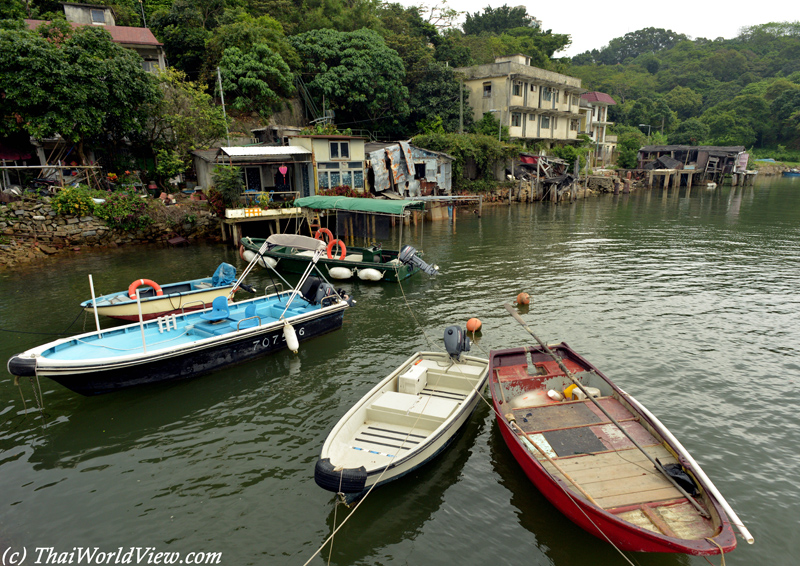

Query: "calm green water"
<box><xmin>2</xmin><ymin>177</ymin><xmax>799</xmax><ymax>565</ymax></box>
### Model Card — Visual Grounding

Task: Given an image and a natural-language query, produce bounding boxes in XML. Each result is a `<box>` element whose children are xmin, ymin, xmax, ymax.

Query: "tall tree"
<box><xmin>669</xmin><ymin>118</ymin><xmax>709</xmax><ymax>145</ymax></box>
<box><xmin>144</xmin><ymin>68</ymin><xmax>229</xmax><ymax>157</ymax></box>
<box><xmin>581</xmin><ymin>28</ymin><xmax>689</xmax><ymax>65</ymax></box>
<box><xmin>290</xmin><ymin>28</ymin><xmax>409</xmax><ymax>134</ymax></box>
<box><xmin>463</xmin><ymin>5</ymin><xmax>535</xmax><ymax>35</ymax></box>
<box><xmin>0</xmin><ymin>23</ymin><xmax>159</xmax><ymax>164</ymax></box>
<box><xmin>218</xmin><ymin>44</ymin><xmax>294</xmax><ymax>117</ymax></box>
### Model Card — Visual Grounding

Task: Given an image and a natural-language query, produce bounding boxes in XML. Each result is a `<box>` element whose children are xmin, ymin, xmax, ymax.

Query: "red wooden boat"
<box><xmin>489</xmin><ymin>307</ymin><xmax>753</xmax><ymax>555</ymax></box>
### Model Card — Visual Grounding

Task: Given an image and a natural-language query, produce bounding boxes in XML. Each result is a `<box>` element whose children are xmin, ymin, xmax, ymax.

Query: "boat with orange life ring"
<box><xmin>11</xmin><ymin>235</ymin><xmax>351</xmax><ymax>396</ymax></box>
<box><xmin>79</xmin><ymin>263</ymin><xmax>243</xmax><ymax>322</ymax></box>
<box><xmin>326</xmin><ymin>239</ymin><xmax>347</xmax><ymax>260</ymax></box>
<box><xmin>314</xmin><ymin>228</ymin><xmax>334</xmax><ymax>243</ymax></box>
<box><xmin>239</xmin><ymin>196</ymin><xmax>440</xmax><ymax>283</ymax></box>
<box><xmin>128</xmin><ymin>279</ymin><xmax>164</xmax><ymax>300</ymax></box>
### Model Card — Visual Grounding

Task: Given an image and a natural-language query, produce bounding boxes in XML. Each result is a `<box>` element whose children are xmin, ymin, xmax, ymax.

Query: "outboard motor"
<box><xmin>398</xmin><ymin>245</ymin><xmax>439</xmax><ymax>275</ymax></box>
<box><xmin>300</xmin><ymin>276</ymin><xmax>335</xmax><ymax>305</ymax></box>
<box><xmin>443</xmin><ymin>326</ymin><xmax>470</xmax><ymax>361</ymax></box>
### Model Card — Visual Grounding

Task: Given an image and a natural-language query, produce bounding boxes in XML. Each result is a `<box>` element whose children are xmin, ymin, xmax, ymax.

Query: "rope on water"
<box><xmin>0</xmin><ymin>307</ymin><xmax>87</xmax><ymax>336</ymax></box>
<box><xmin>395</xmin><ymin>271</ymin><xmax>438</xmax><ymax>351</ymax></box>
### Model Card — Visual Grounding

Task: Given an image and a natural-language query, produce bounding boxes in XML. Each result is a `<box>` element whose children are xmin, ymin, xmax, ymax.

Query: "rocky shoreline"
<box><xmin>1</xmin><ymin>196</ymin><xmax>220</xmax><ymax>270</ymax></box>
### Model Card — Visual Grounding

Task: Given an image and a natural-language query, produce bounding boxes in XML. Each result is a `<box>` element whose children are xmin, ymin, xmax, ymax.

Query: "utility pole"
<box><xmin>217</xmin><ymin>68</ymin><xmax>231</xmax><ymax>147</ymax></box>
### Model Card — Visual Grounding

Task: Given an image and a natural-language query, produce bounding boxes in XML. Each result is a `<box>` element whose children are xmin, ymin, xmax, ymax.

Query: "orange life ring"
<box><xmin>327</xmin><ymin>239</ymin><xmax>346</xmax><ymax>260</ymax></box>
<box><xmin>239</xmin><ymin>244</ymin><xmax>246</xmax><ymax>261</ymax></box>
<box><xmin>128</xmin><ymin>278</ymin><xmax>163</xmax><ymax>300</ymax></box>
<box><xmin>314</xmin><ymin>228</ymin><xmax>333</xmax><ymax>243</ymax></box>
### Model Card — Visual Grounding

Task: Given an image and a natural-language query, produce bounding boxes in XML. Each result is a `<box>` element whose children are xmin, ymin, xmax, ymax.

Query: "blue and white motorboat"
<box><xmin>8</xmin><ymin>235</ymin><xmax>352</xmax><ymax>396</ymax></box>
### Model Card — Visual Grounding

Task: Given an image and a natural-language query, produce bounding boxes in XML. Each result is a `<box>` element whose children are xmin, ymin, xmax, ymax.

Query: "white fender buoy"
<box><xmin>357</xmin><ymin>268</ymin><xmax>382</xmax><ymax>281</ymax></box>
<box><xmin>243</xmin><ymin>249</ymin><xmax>276</xmax><ymax>268</ymax></box>
<box><xmin>328</xmin><ymin>266</ymin><xmax>354</xmax><ymax>280</ymax></box>
<box><xmin>283</xmin><ymin>321</ymin><xmax>299</xmax><ymax>353</ymax></box>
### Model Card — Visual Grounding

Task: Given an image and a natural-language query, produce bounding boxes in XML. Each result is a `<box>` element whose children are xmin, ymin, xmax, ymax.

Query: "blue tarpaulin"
<box><xmin>212</xmin><ymin>263</ymin><xmax>237</xmax><ymax>287</ymax></box>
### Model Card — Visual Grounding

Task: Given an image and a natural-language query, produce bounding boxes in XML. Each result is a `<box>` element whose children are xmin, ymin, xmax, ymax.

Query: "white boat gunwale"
<box><xmin>319</xmin><ymin>351</ymin><xmax>489</xmax><ymax>490</ymax></box>
<box><xmin>23</xmin><ymin>293</ymin><xmax>348</xmax><ymax>375</ymax></box>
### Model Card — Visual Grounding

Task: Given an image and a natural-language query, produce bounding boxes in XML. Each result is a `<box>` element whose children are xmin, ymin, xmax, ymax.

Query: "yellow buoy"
<box><xmin>516</xmin><ymin>292</ymin><xmax>530</xmax><ymax>305</ymax></box>
<box><xmin>466</xmin><ymin>318</ymin><xmax>482</xmax><ymax>333</ymax></box>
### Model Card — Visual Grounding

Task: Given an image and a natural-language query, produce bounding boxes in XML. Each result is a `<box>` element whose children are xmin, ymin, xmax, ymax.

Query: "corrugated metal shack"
<box><xmin>637</xmin><ymin>145</ymin><xmax>748</xmax><ymax>183</ymax></box>
<box><xmin>365</xmin><ymin>142</ymin><xmax>453</xmax><ymax>197</ymax></box>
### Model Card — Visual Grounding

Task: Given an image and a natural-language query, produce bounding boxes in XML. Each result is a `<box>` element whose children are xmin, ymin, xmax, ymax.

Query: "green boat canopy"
<box><xmin>294</xmin><ymin>196</ymin><xmax>425</xmax><ymax>215</ymax></box>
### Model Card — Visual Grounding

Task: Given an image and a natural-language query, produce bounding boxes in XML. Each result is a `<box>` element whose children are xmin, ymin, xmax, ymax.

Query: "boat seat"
<box><xmin>344</xmin><ymin>254</ymin><xmax>363</xmax><ymax>262</ymax></box>
<box><xmin>230</xmin><ymin>304</ymin><xmax>259</xmax><ymax>330</ymax></box>
<box><xmin>194</xmin><ymin>282</ymin><xmax>213</xmax><ymax>289</ymax></box>
<box><xmin>199</xmin><ymin>296</ymin><xmax>230</xmax><ymax>321</ymax></box>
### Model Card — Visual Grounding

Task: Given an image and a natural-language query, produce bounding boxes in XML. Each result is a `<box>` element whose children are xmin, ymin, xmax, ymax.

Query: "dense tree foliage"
<box><xmin>7</xmin><ymin>0</ymin><xmax>800</xmax><ymax>166</ymax></box>
<box><xmin>571</xmin><ymin>22</ymin><xmax>800</xmax><ymax>149</ymax></box>
<box><xmin>573</xmin><ymin>28</ymin><xmax>689</xmax><ymax>65</ymax></box>
<box><xmin>144</xmin><ymin>68</ymin><xmax>229</xmax><ymax>159</ymax></box>
<box><xmin>463</xmin><ymin>5</ymin><xmax>535</xmax><ymax>35</ymax></box>
<box><xmin>218</xmin><ymin>43</ymin><xmax>294</xmax><ymax>116</ymax></box>
<box><xmin>290</xmin><ymin>28</ymin><xmax>410</xmax><ymax>134</ymax></box>
<box><xmin>0</xmin><ymin>22</ymin><xmax>159</xmax><ymax>163</ymax></box>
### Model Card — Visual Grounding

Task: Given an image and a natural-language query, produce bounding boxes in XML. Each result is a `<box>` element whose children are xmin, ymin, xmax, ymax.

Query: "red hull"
<box><xmin>490</xmin><ymin>343</ymin><xmax>738</xmax><ymax>555</ymax></box>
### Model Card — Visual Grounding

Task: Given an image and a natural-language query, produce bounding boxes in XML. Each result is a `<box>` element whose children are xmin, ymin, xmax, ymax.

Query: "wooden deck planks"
<box><xmin>538</xmin><ymin>445</ymin><xmax>684</xmax><ymax>509</ymax></box>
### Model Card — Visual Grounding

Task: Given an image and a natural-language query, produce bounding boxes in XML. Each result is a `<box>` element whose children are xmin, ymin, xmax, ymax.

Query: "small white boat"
<box><xmin>79</xmin><ymin>263</ymin><xmax>242</xmax><ymax>321</ymax></box>
<box><xmin>314</xmin><ymin>327</ymin><xmax>489</xmax><ymax>499</ymax></box>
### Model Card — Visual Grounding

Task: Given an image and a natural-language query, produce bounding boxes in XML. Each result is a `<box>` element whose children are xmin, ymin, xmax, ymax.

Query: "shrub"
<box><xmin>50</xmin><ymin>184</ymin><xmax>98</xmax><ymax>216</ymax></box>
<box><xmin>93</xmin><ymin>191</ymin><xmax>153</xmax><ymax>231</ymax></box>
<box><xmin>207</xmin><ymin>188</ymin><xmax>226</xmax><ymax>217</ymax></box>
<box><xmin>212</xmin><ymin>165</ymin><xmax>244</xmax><ymax>207</ymax></box>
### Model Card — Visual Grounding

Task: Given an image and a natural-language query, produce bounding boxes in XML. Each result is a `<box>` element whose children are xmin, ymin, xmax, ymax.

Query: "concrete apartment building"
<box><xmin>457</xmin><ymin>54</ymin><xmax>585</xmax><ymax>146</ymax></box>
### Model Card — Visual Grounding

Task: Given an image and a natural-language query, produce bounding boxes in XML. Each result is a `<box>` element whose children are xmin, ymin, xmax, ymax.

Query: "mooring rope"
<box><xmin>306</xmin><ymin>353</ymin><xmax>487</xmax><ymax>566</ymax></box>
<box><xmin>395</xmin><ymin>272</ymin><xmax>438</xmax><ymax>351</ymax></box>
<box><xmin>0</xmin><ymin>307</ymin><xmax>86</xmax><ymax>336</ymax></box>
<box><xmin>704</xmin><ymin>537</ymin><xmax>726</xmax><ymax>566</ymax></box>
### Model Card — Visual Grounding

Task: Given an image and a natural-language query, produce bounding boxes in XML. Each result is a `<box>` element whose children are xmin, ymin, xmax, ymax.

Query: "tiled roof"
<box><xmin>581</xmin><ymin>91</ymin><xmax>616</xmax><ymax>105</ymax></box>
<box><xmin>25</xmin><ymin>20</ymin><xmax>162</xmax><ymax>46</ymax></box>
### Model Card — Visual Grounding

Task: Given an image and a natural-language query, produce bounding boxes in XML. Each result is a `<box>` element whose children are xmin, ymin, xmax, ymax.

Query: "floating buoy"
<box><xmin>283</xmin><ymin>321</ymin><xmax>299</xmax><ymax>353</ymax></box>
<box><xmin>516</xmin><ymin>292</ymin><xmax>530</xmax><ymax>305</ymax></box>
<box><xmin>328</xmin><ymin>266</ymin><xmax>354</xmax><ymax>280</ymax></box>
<box><xmin>357</xmin><ymin>268</ymin><xmax>382</xmax><ymax>281</ymax></box>
<box><xmin>243</xmin><ymin>249</ymin><xmax>276</xmax><ymax>269</ymax></box>
<box><xmin>466</xmin><ymin>318</ymin><xmax>482</xmax><ymax>333</ymax></box>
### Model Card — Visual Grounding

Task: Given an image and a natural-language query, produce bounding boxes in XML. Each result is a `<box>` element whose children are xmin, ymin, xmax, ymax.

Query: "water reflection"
<box><xmin>322</xmin><ymin>406</ymin><xmax>488</xmax><ymax>566</ymax></box>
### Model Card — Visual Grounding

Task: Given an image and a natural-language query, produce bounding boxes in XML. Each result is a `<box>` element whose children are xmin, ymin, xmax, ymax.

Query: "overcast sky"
<box><xmin>395</xmin><ymin>1</ymin><xmax>789</xmax><ymax>57</ymax></box>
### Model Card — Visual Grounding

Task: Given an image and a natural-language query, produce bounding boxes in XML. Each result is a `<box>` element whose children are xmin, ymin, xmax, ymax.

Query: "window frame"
<box><xmin>329</xmin><ymin>141</ymin><xmax>350</xmax><ymax>160</ymax></box>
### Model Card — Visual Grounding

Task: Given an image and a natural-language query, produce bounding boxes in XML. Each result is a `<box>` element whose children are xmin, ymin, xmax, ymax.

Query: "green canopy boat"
<box><xmin>239</xmin><ymin>196</ymin><xmax>438</xmax><ymax>283</ymax></box>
